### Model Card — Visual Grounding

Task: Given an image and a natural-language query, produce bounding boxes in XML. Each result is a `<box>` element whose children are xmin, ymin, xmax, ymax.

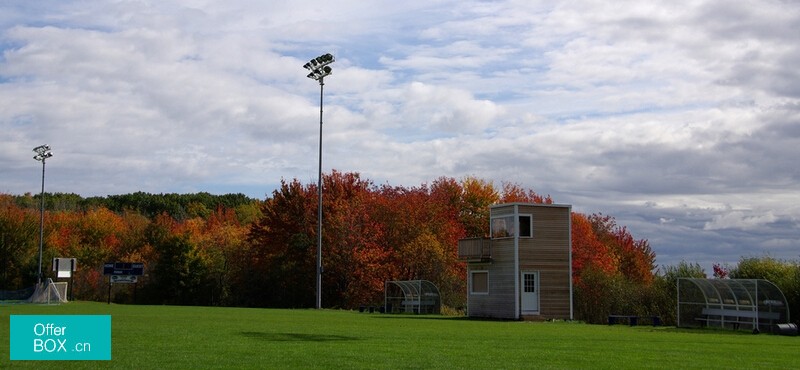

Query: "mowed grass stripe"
<box><xmin>2</xmin><ymin>302</ymin><xmax>798</xmax><ymax>369</ymax></box>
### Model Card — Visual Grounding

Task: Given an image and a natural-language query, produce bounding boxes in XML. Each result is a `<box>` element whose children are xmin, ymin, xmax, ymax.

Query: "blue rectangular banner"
<box><xmin>10</xmin><ymin>315</ymin><xmax>111</xmax><ymax>360</ymax></box>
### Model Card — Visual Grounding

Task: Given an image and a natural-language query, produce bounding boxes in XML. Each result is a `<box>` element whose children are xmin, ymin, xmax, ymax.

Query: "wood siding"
<box><xmin>466</xmin><ymin>203</ymin><xmax>572</xmax><ymax>320</ymax></box>
<box><xmin>457</xmin><ymin>237</ymin><xmax>491</xmax><ymax>261</ymax></box>
<box><xmin>519</xmin><ymin>204</ymin><xmax>571</xmax><ymax>320</ymax></box>
<box><xmin>467</xmin><ymin>238</ymin><xmax>516</xmax><ymax>319</ymax></box>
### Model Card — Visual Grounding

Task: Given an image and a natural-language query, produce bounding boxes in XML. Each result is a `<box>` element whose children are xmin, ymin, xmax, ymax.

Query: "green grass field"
<box><xmin>2</xmin><ymin>301</ymin><xmax>798</xmax><ymax>369</ymax></box>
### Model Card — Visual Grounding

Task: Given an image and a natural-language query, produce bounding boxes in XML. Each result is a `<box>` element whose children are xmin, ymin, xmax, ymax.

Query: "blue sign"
<box><xmin>103</xmin><ymin>262</ymin><xmax>144</xmax><ymax>276</ymax></box>
<box><xmin>10</xmin><ymin>315</ymin><xmax>112</xmax><ymax>360</ymax></box>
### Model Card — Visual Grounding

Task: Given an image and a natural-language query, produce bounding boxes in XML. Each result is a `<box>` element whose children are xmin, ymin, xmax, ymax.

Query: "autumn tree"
<box><xmin>571</xmin><ymin>212</ymin><xmax>617</xmax><ymax>282</ymax></box>
<box><xmin>0</xmin><ymin>195</ymin><xmax>39</xmax><ymax>289</ymax></box>
<box><xmin>318</xmin><ymin>171</ymin><xmax>392</xmax><ymax>308</ymax></box>
<box><xmin>42</xmin><ymin>207</ymin><xmax>129</xmax><ymax>300</ymax></box>
<box><xmin>4</xmin><ymin>180</ymin><xmax>663</xmax><ymax>317</ymax></box>
<box><xmin>198</xmin><ymin>206</ymin><xmax>249</xmax><ymax>305</ymax></box>
<box><xmin>458</xmin><ymin>176</ymin><xmax>497</xmax><ymax>237</ymax></box>
<box><xmin>499</xmin><ymin>181</ymin><xmax>552</xmax><ymax>204</ymax></box>
<box><xmin>141</xmin><ymin>213</ymin><xmax>214</xmax><ymax>305</ymax></box>
<box><xmin>247</xmin><ymin>178</ymin><xmax>317</xmax><ymax>307</ymax></box>
<box><xmin>571</xmin><ymin>213</ymin><xmax>657</xmax><ymax>323</ymax></box>
<box><xmin>586</xmin><ymin>214</ymin><xmax>655</xmax><ymax>284</ymax></box>
<box><xmin>374</xmin><ymin>178</ymin><xmax>467</xmax><ymax>308</ymax></box>
<box><xmin>247</xmin><ymin>172</ymin><xmax>470</xmax><ymax>309</ymax></box>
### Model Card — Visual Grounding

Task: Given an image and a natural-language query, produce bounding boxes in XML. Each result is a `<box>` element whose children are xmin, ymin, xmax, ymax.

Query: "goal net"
<box><xmin>0</xmin><ymin>286</ymin><xmax>35</xmax><ymax>301</ymax></box>
<box><xmin>27</xmin><ymin>279</ymin><xmax>68</xmax><ymax>304</ymax></box>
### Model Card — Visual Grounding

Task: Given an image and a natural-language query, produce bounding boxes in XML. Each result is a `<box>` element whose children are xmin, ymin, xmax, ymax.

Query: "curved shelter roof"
<box><xmin>384</xmin><ymin>280</ymin><xmax>440</xmax><ymax>314</ymax></box>
<box><xmin>677</xmin><ymin>278</ymin><xmax>789</xmax><ymax>333</ymax></box>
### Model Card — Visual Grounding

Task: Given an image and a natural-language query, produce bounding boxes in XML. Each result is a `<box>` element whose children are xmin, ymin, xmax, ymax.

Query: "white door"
<box><xmin>521</xmin><ymin>271</ymin><xmax>539</xmax><ymax>313</ymax></box>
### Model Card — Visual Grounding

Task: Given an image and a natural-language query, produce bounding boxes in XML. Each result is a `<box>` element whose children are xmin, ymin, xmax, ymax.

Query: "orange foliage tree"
<box><xmin>458</xmin><ymin>176</ymin><xmax>497</xmax><ymax>237</ymax></box>
<box><xmin>45</xmin><ymin>207</ymin><xmax>128</xmax><ymax>300</ymax></box>
<box><xmin>499</xmin><ymin>181</ymin><xmax>553</xmax><ymax>204</ymax></box>
<box><xmin>571</xmin><ymin>213</ymin><xmax>657</xmax><ymax>323</ymax></box>
<box><xmin>586</xmin><ymin>214</ymin><xmax>655</xmax><ymax>284</ymax></box>
<box><xmin>570</xmin><ymin>213</ymin><xmax>618</xmax><ymax>283</ymax></box>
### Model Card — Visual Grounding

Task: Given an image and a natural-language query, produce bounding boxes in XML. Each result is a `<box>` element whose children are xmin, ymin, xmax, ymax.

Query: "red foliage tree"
<box><xmin>713</xmin><ymin>263</ymin><xmax>730</xmax><ymax>279</ymax></box>
<box><xmin>585</xmin><ymin>213</ymin><xmax>655</xmax><ymax>285</ymax></box>
<box><xmin>319</xmin><ymin>171</ymin><xmax>392</xmax><ymax>307</ymax></box>
<box><xmin>247</xmin><ymin>177</ymin><xmax>318</xmax><ymax>307</ymax></box>
<box><xmin>500</xmin><ymin>181</ymin><xmax>552</xmax><ymax>204</ymax></box>
<box><xmin>571</xmin><ymin>212</ymin><xmax>618</xmax><ymax>284</ymax></box>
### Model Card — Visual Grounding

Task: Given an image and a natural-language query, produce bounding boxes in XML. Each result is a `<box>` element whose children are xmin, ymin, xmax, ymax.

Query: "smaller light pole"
<box><xmin>303</xmin><ymin>53</ymin><xmax>334</xmax><ymax>309</ymax></box>
<box><xmin>33</xmin><ymin>144</ymin><xmax>53</xmax><ymax>284</ymax></box>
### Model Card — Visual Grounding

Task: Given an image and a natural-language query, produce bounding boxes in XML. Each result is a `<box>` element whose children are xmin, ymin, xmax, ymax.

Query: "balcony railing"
<box><xmin>458</xmin><ymin>237</ymin><xmax>491</xmax><ymax>262</ymax></box>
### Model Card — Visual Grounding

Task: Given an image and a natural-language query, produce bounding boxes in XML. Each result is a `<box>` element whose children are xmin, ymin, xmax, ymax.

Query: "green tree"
<box><xmin>652</xmin><ymin>261</ymin><xmax>706</xmax><ymax>325</ymax></box>
<box><xmin>145</xmin><ymin>214</ymin><xmax>212</xmax><ymax>305</ymax></box>
<box><xmin>730</xmin><ymin>256</ymin><xmax>799</xmax><ymax>325</ymax></box>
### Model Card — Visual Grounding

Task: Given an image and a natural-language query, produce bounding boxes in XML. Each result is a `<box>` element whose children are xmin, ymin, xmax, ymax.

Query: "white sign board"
<box><xmin>110</xmin><ymin>275</ymin><xmax>138</xmax><ymax>284</ymax></box>
<box><xmin>52</xmin><ymin>258</ymin><xmax>77</xmax><ymax>278</ymax></box>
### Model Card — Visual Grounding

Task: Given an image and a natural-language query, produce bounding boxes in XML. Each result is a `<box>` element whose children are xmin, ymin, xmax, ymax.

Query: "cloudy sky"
<box><xmin>1</xmin><ymin>0</ymin><xmax>798</xmax><ymax>271</ymax></box>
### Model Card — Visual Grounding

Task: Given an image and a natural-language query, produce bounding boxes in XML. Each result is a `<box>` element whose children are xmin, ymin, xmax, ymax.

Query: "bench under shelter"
<box><xmin>384</xmin><ymin>280</ymin><xmax>440</xmax><ymax>314</ymax></box>
<box><xmin>677</xmin><ymin>278</ymin><xmax>790</xmax><ymax>333</ymax></box>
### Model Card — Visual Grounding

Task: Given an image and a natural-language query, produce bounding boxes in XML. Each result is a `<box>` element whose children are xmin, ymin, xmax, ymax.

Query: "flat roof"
<box><xmin>490</xmin><ymin>202</ymin><xmax>571</xmax><ymax>209</ymax></box>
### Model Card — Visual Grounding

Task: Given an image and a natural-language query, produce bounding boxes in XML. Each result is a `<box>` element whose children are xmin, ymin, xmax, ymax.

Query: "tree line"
<box><xmin>1</xmin><ymin>171</ymin><xmax>796</xmax><ymax>325</ymax></box>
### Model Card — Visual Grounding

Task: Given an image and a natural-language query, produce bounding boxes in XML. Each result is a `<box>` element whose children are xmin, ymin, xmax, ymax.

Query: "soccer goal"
<box><xmin>27</xmin><ymin>278</ymin><xmax>68</xmax><ymax>304</ymax></box>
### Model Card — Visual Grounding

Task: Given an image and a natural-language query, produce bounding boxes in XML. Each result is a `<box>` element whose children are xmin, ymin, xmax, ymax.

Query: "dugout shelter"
<box><xmin>677</xmin><ymin>278</ymin><xmax>790</xmax><ymax>333</ymax></box>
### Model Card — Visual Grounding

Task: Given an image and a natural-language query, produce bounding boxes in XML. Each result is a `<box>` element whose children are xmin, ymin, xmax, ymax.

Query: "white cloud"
<box><xmin>398</xmin><ymin>82</ymin><xmax>502</xmax><ymax>133</ymax></box>
<box><xmin>704</xmin><ymin>211</ymin><xmax>779</xmax><ymax>231</ymax></box>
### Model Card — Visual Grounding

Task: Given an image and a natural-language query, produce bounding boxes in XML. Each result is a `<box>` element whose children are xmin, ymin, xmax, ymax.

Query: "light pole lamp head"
<box><xmin>33</xmin><ymin>144</ymin><xmax>53</xmax><ymax>162</ymax></box>
<box><xmin>303</xmin><ymin>53</ymin><xmax>335</xmax><ymax>81</ymax></box>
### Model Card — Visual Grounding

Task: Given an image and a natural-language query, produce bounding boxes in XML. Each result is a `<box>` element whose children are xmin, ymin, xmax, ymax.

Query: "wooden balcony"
<box><xmin>458</xmin><ymin>237</ymin><xmax>491</xmax><ymax>262</ymax></box>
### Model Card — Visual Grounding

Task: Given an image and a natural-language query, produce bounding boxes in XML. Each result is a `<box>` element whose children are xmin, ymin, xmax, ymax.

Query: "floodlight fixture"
<box><xmin>32</xmin><ymin>144</ymin><xmax>54</xmax><ymax>284</ymax></box>
<box><xmin>33</xmin><ymin>145</ymin><xmax>53</xmax><ymax>161</ymax></box>
<box><xmin>304</xmin><ymin>53</ymin><xmax>335</xmax><ymax>82</ymax></box>
<box><xmin>33</xmin><ymin>152</ymin><xmax>53</xmax><ymax>161</ymax></box>
<box><xmin>302</xmin><ymin>53</ymin><xmax>335</xmax><ymax>309</ymax></box>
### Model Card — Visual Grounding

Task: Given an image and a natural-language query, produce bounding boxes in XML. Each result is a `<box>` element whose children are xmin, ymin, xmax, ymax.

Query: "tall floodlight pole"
<box><xmin>303</xmin><ymin>53</ymin><xmax>335</xmax><ymax>309</ymax></box>
<box><xmin>32</xmin><ymin>144</ymin><xmax>53</xmax><ymax>284</ymax></box>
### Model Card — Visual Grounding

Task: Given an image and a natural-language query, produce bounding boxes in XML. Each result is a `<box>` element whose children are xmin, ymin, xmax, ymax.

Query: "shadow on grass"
<box><xmin>369</xmin><ymin>314</ymin><xmax>468</xmax><ymax>321</ymax></box>
<box><xmin>644</xmin><ymin>326</ymin><xmax>758</xmax><ymax>336</ymax></box>
<box><xmin>240</xmin><ymin>332</ymin><xmax>360</xmax><ymax>342</ymax></box>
